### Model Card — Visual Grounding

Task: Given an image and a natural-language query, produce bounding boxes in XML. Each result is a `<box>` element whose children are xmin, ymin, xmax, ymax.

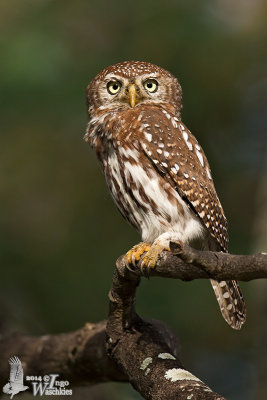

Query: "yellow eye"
<box><xmin>107</xmin><ymin>81</ymin><xmax>121</xmax><ymax>95</ymax></box>
<box><xmin>143</xmin><ymin>79</ymin><xmax>158</xmax><ymax>93</ymax></box>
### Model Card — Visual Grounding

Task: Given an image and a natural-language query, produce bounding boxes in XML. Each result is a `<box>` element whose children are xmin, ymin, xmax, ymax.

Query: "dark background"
<box><xmin>1</xmin><ymin>1</ymin><xmax>266</xmax><ymax>399</ymax></box>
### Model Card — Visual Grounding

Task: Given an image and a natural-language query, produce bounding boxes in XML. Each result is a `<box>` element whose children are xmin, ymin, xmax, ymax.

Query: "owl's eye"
<box><xmin>143</xmin><ymin>79</ymin><xmax>158</xmax><ymax>93</ymax></box>
<box><xmin>107</xmin><ymin>81</ymin><xmax>122</xmax><ymax>95</ymax></box>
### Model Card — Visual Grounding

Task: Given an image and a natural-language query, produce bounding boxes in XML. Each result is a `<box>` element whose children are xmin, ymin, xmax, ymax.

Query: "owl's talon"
<box><xmin>125</xmin><ymin>241</ymin><xmax>170</xmax><ymax>275</ymax></box>
<box><xmin>141</xmin><ymin>265</ymin><xmax>150</xmax><ymax>279</ymax></box>
<box><xmin>125</xmin><ymin>242</ymin><xmax>151</xmax><ymax>267</ymax></box>
<box><xmin>139</xmin><ymin>243</ymin><xmax>170</xmax><ymax>275</ymax></box>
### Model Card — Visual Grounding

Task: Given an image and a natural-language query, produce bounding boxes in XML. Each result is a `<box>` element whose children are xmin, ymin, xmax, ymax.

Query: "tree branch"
<box><xmin>150</xmin><ymin>242</ymin><xmax>267</xmax><ymax>281</ymax></box>
<box><xmin>0</xmin><ymin>321</ymin><xmax>126</xmax><ymax>389</ymax></box>
<box><xmin>1</xmin><ymin>245</ymin><xmax>266</xmax><ymax>398</ymax></box>
<box><xmin>106</xmin><ymin>255</ymin><xmax>225</xmax><ymax>399</ymax></box>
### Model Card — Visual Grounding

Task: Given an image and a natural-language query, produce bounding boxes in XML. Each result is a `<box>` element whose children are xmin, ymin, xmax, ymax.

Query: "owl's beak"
<box><xmin>128</xmin><ymin>84</ymin><xmax>137</xmax><ymax>108</ymax></box>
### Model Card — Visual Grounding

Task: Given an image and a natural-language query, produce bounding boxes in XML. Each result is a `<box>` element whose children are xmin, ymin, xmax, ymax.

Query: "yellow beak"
<box><xmin>128</xmin><ymin>84</ymin><xmax>137</xmax><ymax>108</ymax></box>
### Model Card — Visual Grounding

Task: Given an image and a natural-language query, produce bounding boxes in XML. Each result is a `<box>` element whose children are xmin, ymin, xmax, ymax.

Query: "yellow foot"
<box><xmin>140</xmin><ymin>243</ymin><xmax>170</xmax><ymax>274</ymax></box>
<box><xmin>125</xmin><ymin>241</ymin><xmax>170</xmax><ymax>276</ymax></box>
<box><xmin>125</xmin><ymin>242</ymin><xmax>151</xmax><ymax>266</ymax></box>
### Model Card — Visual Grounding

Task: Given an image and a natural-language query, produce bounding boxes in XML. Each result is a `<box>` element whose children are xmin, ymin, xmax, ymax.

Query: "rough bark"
<box><xmin>150</xmin><ymin>242</ymin><xmax>267</xmax><ymax>281</ymax></box>
<box><xmin>1</xmin><ymin>245</ymin><xmax>266</xmax><ymax>399</ymax></box>
<box><xmin>106</xmin><ymin>255</ymin><xmax>225</xmax><ymax>399</ymax></box>
<box><xmin>0</xmin><ymin>321</ymin><xmax>126</xmax><ymax>388</ymax></box>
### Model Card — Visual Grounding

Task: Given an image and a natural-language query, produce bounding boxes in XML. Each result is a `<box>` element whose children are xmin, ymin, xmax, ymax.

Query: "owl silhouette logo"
<box><xmin>2</xmin><ymin>356</ymin><xmax>29</xmax><ymax>399</ymax></box>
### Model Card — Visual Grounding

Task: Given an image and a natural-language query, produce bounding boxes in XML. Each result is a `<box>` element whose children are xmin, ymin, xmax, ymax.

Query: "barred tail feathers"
<box><xmin>210</xmin><ymin>279</ymin><xmax>246</xmax><ymax>330</ymax></box>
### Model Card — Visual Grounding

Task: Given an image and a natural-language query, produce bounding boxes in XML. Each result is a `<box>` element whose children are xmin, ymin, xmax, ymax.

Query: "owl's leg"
<box><xmin>126</xmin><ymin>234</ymin><xmax>173</xmax><ymax>275</ymax></box>
<box><xmin>125</xmin><ymin>242</ymin><xmax>152</xmax><ymax>266</ymax></box>
<box><xmin>139</xmin><ymin>231</ymin><xmax>186</xmax><ymax>274</ymax></box>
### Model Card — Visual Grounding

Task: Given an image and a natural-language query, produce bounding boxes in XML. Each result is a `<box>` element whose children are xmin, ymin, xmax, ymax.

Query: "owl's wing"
<box><xmin>139</xmin><ymin>107</ymin><xmax>228</xmax><ymax>251</ymax></box>
<box><xmin>9</xmin><ymin>357</ymin><xmax>23</xmax><ymax>385</ymax></box>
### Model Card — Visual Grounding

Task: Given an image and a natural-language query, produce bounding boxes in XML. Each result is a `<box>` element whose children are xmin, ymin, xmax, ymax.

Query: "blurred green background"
<box><xmin>1</xmin><ymin>0</ymin><xmax>266</xmax><ymax>399</ymax></box>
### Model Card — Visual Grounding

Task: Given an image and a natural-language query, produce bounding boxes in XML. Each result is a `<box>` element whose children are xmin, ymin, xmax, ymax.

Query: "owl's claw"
<box><xmin>125</xmin><ymin>241</ymin><xmax>170</xmax><ymax>277</ymax></box>
<box><xmin>140</xmin><ymin>243</ymin><xmax>170</xmax><ymax>276</ymax></box>
<box><xmin>125</xmin><ymin>242</ymin><xmax>151</xmax><ymax>267</ymax></box>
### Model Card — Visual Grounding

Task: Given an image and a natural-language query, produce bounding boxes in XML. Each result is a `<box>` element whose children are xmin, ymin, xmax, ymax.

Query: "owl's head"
<box><xmin>86</xmin><ymin>61</ymin><xmax>182</xmax><ymax>117</ymax></box>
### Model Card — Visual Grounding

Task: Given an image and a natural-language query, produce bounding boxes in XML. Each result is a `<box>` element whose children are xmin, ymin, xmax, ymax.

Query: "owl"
<box><xmin>85</xmin><ymin>61</ymin><xmax>246</xmax><ymax>330</ymax></box>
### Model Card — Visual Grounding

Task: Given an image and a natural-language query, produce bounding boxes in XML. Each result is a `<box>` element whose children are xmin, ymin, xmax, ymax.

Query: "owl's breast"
<box><xmin>86</xmin><ymin>106</ymin><xmax>207</xmax><ymax>244</ymax></box>
<box><xmin>102</xmin><ymin>137</ymin><xmax>204</xmax><ymax>244</ymax></box>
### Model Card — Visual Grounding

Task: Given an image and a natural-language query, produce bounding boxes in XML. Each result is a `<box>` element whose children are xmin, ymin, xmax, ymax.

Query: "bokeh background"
<box><xmin>1</xmin><ymin>0</ymin><xmax>266</xmax><ymax>399</ymax></box>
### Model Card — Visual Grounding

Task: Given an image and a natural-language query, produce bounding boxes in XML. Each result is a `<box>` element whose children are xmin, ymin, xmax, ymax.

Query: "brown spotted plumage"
<box><xmin>84</xmin><ymin>61</ymin><xmax>246</xmax><ymax>329</ymax></box>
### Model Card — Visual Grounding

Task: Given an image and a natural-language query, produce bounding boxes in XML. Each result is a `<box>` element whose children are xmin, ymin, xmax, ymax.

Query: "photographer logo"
<box><xmin>3</xmin><ymin>356</ymin><xmax>72</xmax><ymax>397</ymax></box>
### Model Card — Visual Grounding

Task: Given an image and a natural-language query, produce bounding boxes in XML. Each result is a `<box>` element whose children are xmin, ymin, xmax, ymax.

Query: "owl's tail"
<box><xmin>210</xmin><ymin>279</ymin><xmax>246</xmax><ymax>330</ymax></box>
